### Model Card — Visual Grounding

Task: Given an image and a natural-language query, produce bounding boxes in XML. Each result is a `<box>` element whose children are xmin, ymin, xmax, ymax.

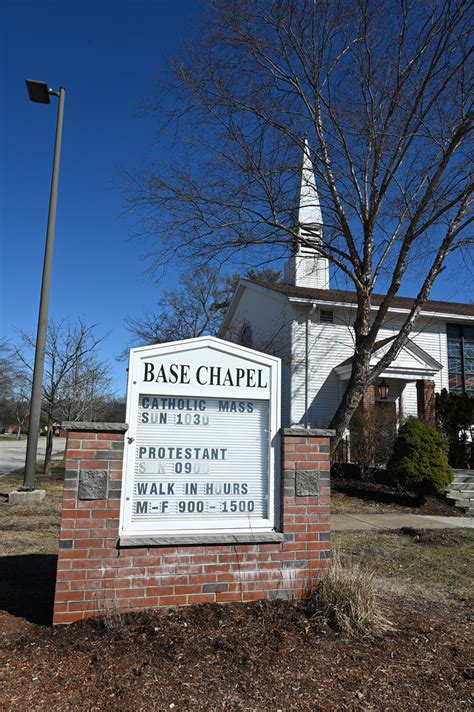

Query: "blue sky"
<box><xmin>1</xmin><ymin>1</ymin><xmax>472</xmax><ymax>397</ymax></box>
<box><xmin>1</xmin><ymin>0</ymin><xmax>200</xmax><ymax>396</ymax></box>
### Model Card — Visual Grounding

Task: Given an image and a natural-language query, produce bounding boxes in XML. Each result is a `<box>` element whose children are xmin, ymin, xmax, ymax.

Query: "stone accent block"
<box><xmin>295</xmin><ymin>470</ymin><xmax>320</xmax><ymax>496</ymax></box>
<box><xmin>282</xmin><ymin>559</ymin><xmax>307</xmax><ymax>569</ymax></box>
<box><xmin>78</xmin><ymin>469</ymin><xmax>108</xmax><ymax>500</ymax></box>
<box><xmin>59</xmin><ymin>539</ymin><xmax>73</xmax><ymax>549</ymax></box>
<box><xmin>203</xmin><ymin>583</ymin><xmax>229</xmax><ymax>593</ymax></box>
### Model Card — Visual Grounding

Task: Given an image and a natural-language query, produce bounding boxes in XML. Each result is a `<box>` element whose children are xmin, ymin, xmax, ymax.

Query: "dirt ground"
<box><xmin>1</xmin><ymin>464</ymin><xmax>473</xmax><ymax>710</ymax></box>
<box><xmin>1</xmin><ymin>595</ymin><xmax>473</xmax><ymax>711</ymax></box>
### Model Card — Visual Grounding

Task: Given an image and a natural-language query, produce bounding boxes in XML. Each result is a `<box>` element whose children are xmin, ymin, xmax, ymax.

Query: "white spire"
<box><xmin>298</xmin><ymin>137</ymin><xmax>323</xmax><ymax>228</ymax></box>
<box><xmin>284</xmin><ymin>139</ymin><xmax>330</xmax><ymax>289</ymax></box>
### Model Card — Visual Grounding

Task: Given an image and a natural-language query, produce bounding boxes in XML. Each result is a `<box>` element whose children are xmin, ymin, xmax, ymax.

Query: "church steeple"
<box><xmin>284</xmin><ymin>139</ymin><xmax>330</xmax><ymax>289</ymax></box>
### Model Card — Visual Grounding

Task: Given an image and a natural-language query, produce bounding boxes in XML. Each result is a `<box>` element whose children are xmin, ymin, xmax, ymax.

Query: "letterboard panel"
<box><xmin>131</xmin><ymin>396</ymin><xmax>269</xmax><ymax>526</ymax></box>
<box><xmin>120</xmin><ymin>337</ymin><xmax>281</xmax><ymax>538</ymax></box>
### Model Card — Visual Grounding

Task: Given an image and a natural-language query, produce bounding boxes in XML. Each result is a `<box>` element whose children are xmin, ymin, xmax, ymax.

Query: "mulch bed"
<box><xmin>331</xmin><ymin>475</ymin><xmax>465</xmax><ymax>516</ymax></box>
<box><xmin>1</xmin><ymin>596</ymin><xmax>472</xmax><ymax>710</ymax></box>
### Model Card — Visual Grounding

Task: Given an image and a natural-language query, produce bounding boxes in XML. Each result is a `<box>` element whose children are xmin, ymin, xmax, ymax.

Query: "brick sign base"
<box><xmin>53</xmin><ymin>424</ymin><xmax>331</xmax><ymax>624</ymax></box>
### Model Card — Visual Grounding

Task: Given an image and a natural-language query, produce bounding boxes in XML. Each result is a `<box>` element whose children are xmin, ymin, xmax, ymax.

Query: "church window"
<box><xmin>447</xmin><ymin>324</ymin><xmax>474</xmax><ymax>397</ymax></box>
<box><xmin>240</xmin><ymin>323</ymin><xmax>254</xmax><ymax>348</ymax></box>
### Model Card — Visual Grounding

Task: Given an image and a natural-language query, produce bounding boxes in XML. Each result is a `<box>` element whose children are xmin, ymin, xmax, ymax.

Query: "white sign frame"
<box><xmin>119</xmin><ymin>336</ymin><xmax>281</xmax><ymax>539</ymax></box>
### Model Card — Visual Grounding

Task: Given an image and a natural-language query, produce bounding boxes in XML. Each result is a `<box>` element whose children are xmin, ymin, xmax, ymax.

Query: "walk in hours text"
<box><xmin>131</xmin><ymin>395</ymin><xmax>268</xmax><ymax>523</ymax></box>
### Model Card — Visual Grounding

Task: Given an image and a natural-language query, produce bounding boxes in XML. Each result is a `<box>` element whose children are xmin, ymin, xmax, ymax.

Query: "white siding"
<box><xmin>222</xmin><ymin>286</ymin><xmax>293</xmax><ymax>426</ymax></box>
<box><xmin>290</xmin><ymin>304</ymin><xmax>357</xmax><ymax>427</ymax></box>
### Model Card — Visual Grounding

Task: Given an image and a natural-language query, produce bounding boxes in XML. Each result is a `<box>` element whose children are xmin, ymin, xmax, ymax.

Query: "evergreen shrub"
<box><xmin>387</xmin><ymin>417</ymin><xmax>453</xmax><ymax>499</ymax></box>
<box><xmin>436</xmin><ymin>388</ymin><xmax>474</xmax><ymax>467</ymax></box>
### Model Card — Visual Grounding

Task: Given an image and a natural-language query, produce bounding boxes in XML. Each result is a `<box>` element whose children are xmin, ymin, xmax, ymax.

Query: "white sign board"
<box><xmin>120</xmin><ymin>337</ymin><xmax>281</xmax><ymax>538</ymax></box>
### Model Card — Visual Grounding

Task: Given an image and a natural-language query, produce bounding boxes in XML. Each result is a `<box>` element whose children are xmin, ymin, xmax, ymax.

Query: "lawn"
<box><xmin>334</xmin><ymin>528</ymin><xmax>473</xmax><ymax>603</ymax></box>
<box><xmin>0</xmin><ymin>459</ymin><xmax>65</xmax><ymax>556</ymax></box>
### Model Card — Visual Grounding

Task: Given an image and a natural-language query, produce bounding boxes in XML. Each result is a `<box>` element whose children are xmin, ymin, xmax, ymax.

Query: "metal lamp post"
<box><xmin>21</xmin><ymin>80</ymin><xmax>65</xmax><ymax>491</ymax></box>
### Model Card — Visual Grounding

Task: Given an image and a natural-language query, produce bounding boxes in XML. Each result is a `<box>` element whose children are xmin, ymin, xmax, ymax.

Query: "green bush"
<box><xmin>387</xmin><ymin>418</ymin><xmax>453</xmax><ymax>499</ymax></box>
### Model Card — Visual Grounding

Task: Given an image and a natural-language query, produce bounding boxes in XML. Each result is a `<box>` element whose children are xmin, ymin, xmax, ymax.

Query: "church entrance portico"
<box><xmin>334</xmin><ymin>338</ymin><xmax>443</xmax><ymax>464</ymax></box>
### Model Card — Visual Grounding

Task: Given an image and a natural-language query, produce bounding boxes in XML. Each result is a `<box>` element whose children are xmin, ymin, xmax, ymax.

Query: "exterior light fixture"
<box><xmin>378</xmin><ymin>379</ymin><xmax>389</xmax><ymax>400</ymax></box>
<box><xmin>25</xmin><ymin>79</ymin><xmax>52</xmax><ymax>104</ymax></box>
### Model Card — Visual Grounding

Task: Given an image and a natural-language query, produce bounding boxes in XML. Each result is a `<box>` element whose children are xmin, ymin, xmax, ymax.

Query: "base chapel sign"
<box><xmin>120</xmin><ymin>337</ymin><xmax>281</xmax><ymax>541</ymax></box>
<box><xmin>53</xmin><ymin>336</ymin><xmax>331</xmax><ymax>624</ymax></box>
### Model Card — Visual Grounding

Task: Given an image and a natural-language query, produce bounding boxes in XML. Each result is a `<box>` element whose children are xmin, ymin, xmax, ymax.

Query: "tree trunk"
<box><xmin>329</xmin><ymin>345</ymin><xmax>373</xmax><ymax>453</ymax></box>
<box><xmin>44</xmin><ymin>422</ymin><xmax>54</xmax><ymax>476</ymax></box>
<box><xmin>328</xmin><ymin>287</ymin><xmax>375</xmax><ymax>453</ymax></box>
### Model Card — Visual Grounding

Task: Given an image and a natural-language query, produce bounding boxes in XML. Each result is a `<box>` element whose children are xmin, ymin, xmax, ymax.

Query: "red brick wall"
<box><xmin>53</xmin><ymin>427</ymin><xmax>331</xmax><ymax>624</ymax></box>
<box><xmin>416</xmin><ymin>379</ymin><xmax>436</xmax><ymax>425</ymax></box>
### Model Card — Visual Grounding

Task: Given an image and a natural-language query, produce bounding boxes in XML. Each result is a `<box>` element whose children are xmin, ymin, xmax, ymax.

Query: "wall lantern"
<box><xmin>378</xmin><ymin>379</ymin><xmax>389</xmax><ymax>400</ymax></box>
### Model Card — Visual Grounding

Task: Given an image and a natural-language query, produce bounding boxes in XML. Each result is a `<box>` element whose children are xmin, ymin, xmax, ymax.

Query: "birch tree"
<box><xmin>129</xmin><ymin>0</ymin><xmax>473</xmax><ymax>448</ymax></box>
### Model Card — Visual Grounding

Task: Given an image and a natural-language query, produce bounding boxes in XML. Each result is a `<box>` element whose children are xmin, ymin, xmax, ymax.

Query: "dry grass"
<box><xmin>0</xmin><ymin>459</ymin><xmax>65</xmax><ymax>556</ymax></box>
<box><xmin>310</xmin><ymin>552</ymin><xmax>392</xmax><ymax>636</ymax></box>
<box><xmin>334</xmin><ymin>528</ymin><xmax>474</xmax><ymax>603</ymax></box>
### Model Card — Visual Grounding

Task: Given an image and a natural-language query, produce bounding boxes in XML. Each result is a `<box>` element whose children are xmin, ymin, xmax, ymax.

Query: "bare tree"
<box><xmin>125</xmin><ymin>265</ymin><xmax>282</xmax><ymax>347</ymax></box>
<box><xmin>0</xmin><ymin>339</ymin><xmax>16</xmax><ymax>428</ymax></box>
<box><xmin>0</xmin><ymin>340</ymin><xmax>29</xmax><ymax>436</ymax></box>
<box><xmin>128</xmin><ymin>0</ymin><xmax>473</xmax><ymax>449</ymax></box>
<box><xmin>125</xmin><ymin>266</ymin><xmax>227</xmax><ymax>345</ymax></box>
<box><xmin>15</xmin><ymin>320</ymin><xmax>110</xmax><ymax>474</ymax></box>
<box><xmin>56</xmin><ymin>359</ymin><xmax>112</xmax><ymax>423</ymax></box>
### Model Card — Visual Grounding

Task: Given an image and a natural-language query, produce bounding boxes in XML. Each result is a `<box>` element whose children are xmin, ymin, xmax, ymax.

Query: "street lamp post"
<box><xmin>21</xmin><ymin>80</ymin><xmax>65</xmax><ymax>491</ymax></box>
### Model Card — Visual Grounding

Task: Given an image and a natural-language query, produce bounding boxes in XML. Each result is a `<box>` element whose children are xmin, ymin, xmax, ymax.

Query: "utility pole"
<box><xmin>21</xmin><ymin>80</ymin><xmax>65</xmax><ymax>492</ymax></box>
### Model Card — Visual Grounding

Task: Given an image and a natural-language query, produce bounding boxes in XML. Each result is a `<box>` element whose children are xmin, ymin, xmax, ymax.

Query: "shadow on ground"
<box><xmin>0</xmin><ymin>554</ymin><xmax>57</xmax><ymax>625</ymax></box>
<box><xmin>333</xmin><ymin>479</ymin><xmax>419</xmax><ymax>507</ymax></box>
<box><xmin>330</xmin><ymin>474</ymin><xmax>462</xmax><ymax>516</ymax></box>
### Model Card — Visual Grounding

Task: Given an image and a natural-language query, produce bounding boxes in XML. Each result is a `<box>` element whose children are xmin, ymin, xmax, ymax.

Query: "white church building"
<box><xmin>220</xmin><ymin>146</ymin><xmax>474</xmax><ymax>440</ymax></box>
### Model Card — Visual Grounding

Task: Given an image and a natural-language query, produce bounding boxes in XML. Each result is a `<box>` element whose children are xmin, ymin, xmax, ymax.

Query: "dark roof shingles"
<box><xmin>251</xmin><ymin>280</ymin><xmax>474</xmax><ymax>317</ymax></box>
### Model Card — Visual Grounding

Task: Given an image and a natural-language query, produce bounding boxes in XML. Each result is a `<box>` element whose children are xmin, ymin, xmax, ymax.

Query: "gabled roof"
<box><xmin>251</xmin><ymin>280</ymin><xmax>474</xmax><ymax>317</ymax></box>
<box><xmin>336</xmin><ymin>336</ymin><xmax>395</xmax><ymax>368</ymax></box>
<box><xmin>334</xmin><ymin>335</ymin><xmax>443</xmax><ymax>381</ymax></box>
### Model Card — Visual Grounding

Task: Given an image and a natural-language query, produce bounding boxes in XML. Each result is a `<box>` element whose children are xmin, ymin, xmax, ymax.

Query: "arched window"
<box><xmin>240</xmin><ymin>323</ymin><xmax>253</xmax><ymax>348</ymax></box>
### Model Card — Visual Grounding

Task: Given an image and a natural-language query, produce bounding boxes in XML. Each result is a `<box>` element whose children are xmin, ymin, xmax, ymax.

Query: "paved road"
<box><xmin>332</xmin><ymin>512</ymin><xmax>473</xmax><ymax>530</ymax></box>
<box><xmin>0</xmin><ymin>436</ymin><xmax>66</xmax><ymax>476</ymax></box>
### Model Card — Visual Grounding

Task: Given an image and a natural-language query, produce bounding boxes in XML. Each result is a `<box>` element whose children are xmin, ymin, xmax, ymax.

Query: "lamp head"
<box><xmin>378</xmin><ymin>379</ymin><xmax>390</xmax><ymax>400</ymax></box>
<box><xmin>25</xmin><ymin>79</ymin><xmax>51</xmax><ymax>104</ymax></box>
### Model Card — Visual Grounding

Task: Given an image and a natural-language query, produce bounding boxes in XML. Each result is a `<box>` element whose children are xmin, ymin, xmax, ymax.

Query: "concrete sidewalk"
<box><xmin>332</xmin><ymin>512</ymin><xmax>474</xmax><ymax>531</ymax></box>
